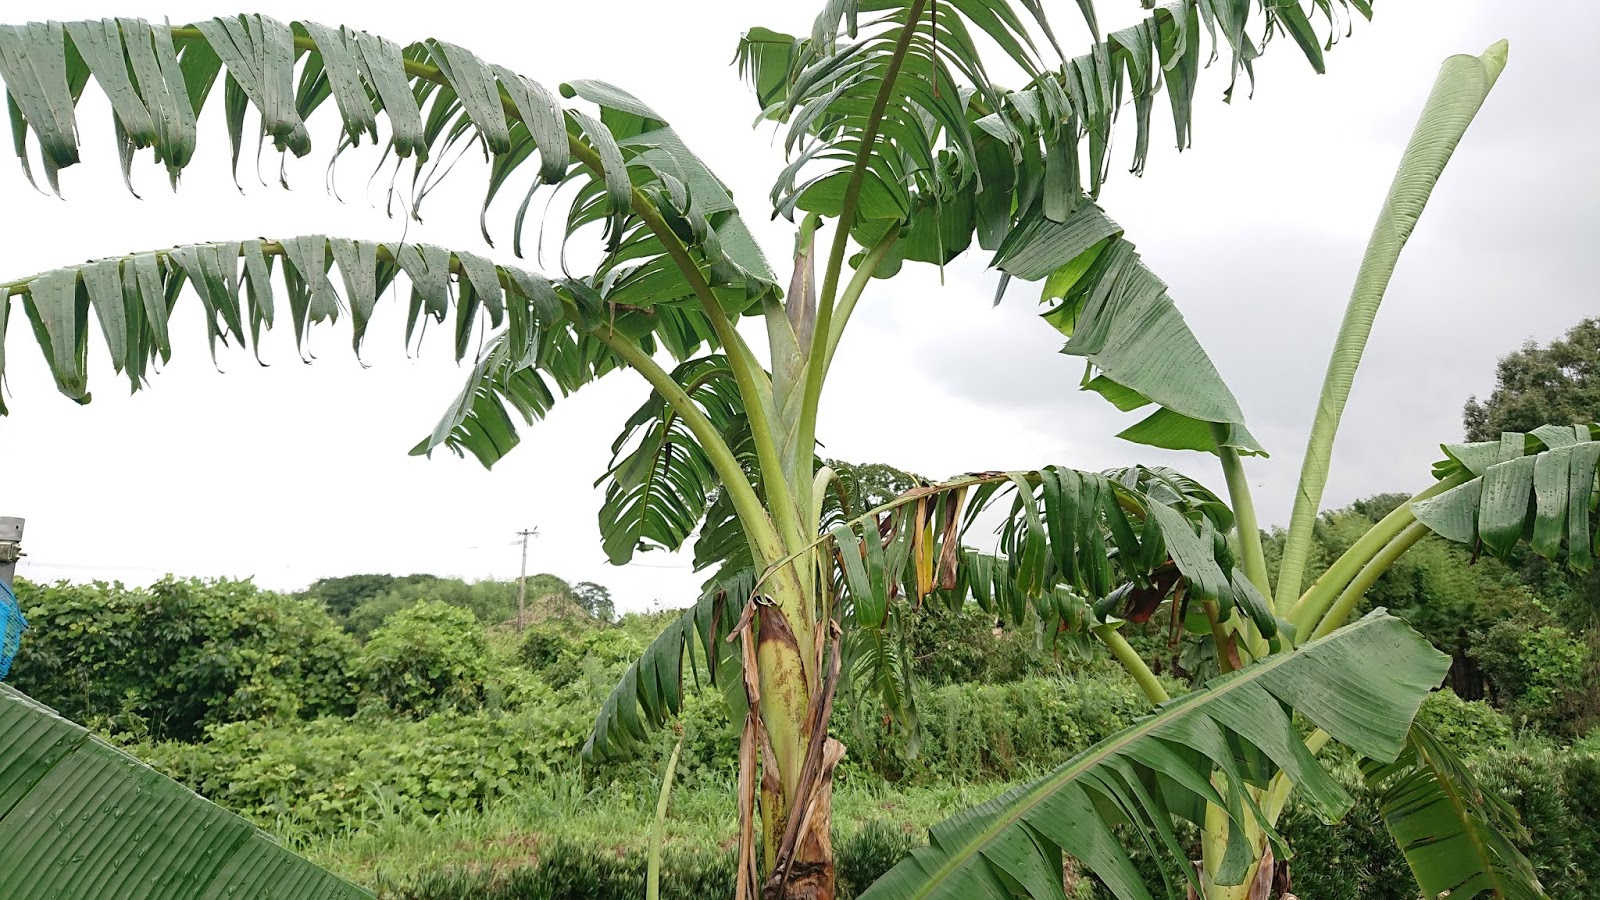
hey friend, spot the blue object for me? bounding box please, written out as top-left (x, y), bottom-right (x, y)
top-left (0, 580), bottom-right (25, 680)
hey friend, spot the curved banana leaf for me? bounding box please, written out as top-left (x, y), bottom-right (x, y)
top-left (744, 0), bottom-right (1365, 220)
top-left (583, 569), bottom-right (751, 762)
top-left (0, 236), bottom-right (699, 467)
top-left (1414, 425), bottom-right (1599, 571)
top-left (597, 355), bottom-right (752, 565)
top-left (1000, 201), bottom-right (1262, 455)
top-left (1362, 725), bottom-right (1545, 900)
top-left (859, 609), bottom-right (1448, 900)
top-left (1275, 39), bottom-right (1507, 606)
top-left (0, 684), bottom-right (370, 899)
top-left (0, 17), bottom-right (777, 416)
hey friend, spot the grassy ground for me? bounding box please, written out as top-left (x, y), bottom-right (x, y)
top-left (287, 770), bottom-right (1012, 888)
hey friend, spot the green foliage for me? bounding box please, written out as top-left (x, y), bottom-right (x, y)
top-left (11, 576), bottom-right (356, 741)
top-left (828, 459), bottom-right (926, 511)
top-left (835, 821), bottom-right (919, 899)
top-left (846, 673), bottom-right (1155, 783)
top-left (376, 824), bottom-right (923, 900)
top-left (347, 577), bottom-right (514, 637)
top-left (523, 627), bottom-right (646, 693)
top-left (329, 573), bottom-right (600, 637)
top-left (1445, 744), bottom-right (1600, 899)
top-left (381, 840), bottom-right (736, 900)
top-left (901, 603), bottom-right (1052, 687)
top-left (1477, 620), bottom-right (1590, 732)
top-left (138, 701), bottom-right (591, 835)
top-left (1412, 689), bottom-right (1512, 751)
top-left (0, 684), bottom-right (371, 900)
top-left (1269, 495), bottom-right (1595, 733)
top-left (1270, 742), bottom-right (1600, 900)
top-left (300, 574), bottom-right (414, 618)
top-left (520, 626), bottom-right (576, 672)
top-left (357, 601), bottom-right (491, 715)
top-left (572, 582), bottom-right (615, 623)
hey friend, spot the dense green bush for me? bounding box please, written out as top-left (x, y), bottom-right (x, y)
top-left (139, 698), bottom-right (592, 833)
top-left (338, 573), bottom-right (603, 637)
top-left (1476, 616), bottom-right (1590, 733)
top-left (902, 603), bottom-right (1060, 686)
top-left (523, 627), bottom-right (644, 692)
top-left (1410, 688), bottom-right (1513, 751)
top-left (1282, 745), bottom-right (1600, 900)
top-left (836, 820), bottom-right (919, 897)
top-left (845, 673), bottom-right (1157, 783)
top-left (519, 626), bottom-right (575, 671)
top-left (358, 601), bottom-right (491, 715)
top-left (11, 576), bottom-right (356, 741)
top-left (299, 574), bottom-right (429, 619)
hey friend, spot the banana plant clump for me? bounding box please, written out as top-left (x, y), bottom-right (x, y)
top-left (0, 4), bottom-right (1583, 900)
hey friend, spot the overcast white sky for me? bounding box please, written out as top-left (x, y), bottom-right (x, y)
top-left (1, 2), bottom-right (1593, 612)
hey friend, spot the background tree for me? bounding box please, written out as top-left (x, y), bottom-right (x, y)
top-left (1465, 317), bottom-right (1599, 441)
top-left (299, 574), bottom-right (404, 619)
top-left (573, 581), bottom-right (616, 623)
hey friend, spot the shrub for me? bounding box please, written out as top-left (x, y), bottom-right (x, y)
top-left (531, 628), bottom-right (644, 692)
top-left (519, 627), bottom-right (575, 672)
top-left (137, 699), bottom-right (591, 834)
top-left (903, 603), bottom-right (1058, 686)
top-left (1278, 744), bottom-right (1600, 900)
top-left (844, 674), bottom-right (1155, 783)
top-left (345, 576), bottom-right (536, 637)
top-left (1411, 688), bottom-right (1512, 752)
top-left (837, 820), bottom-right (918, 897)
top-left (10, 576), bottom-right (356, 741)
top-left (358, 600), bottom-right (490, 715)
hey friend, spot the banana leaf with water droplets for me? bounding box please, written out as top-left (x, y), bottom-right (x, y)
top-left (1413, 425), bottom-right (1599, 571)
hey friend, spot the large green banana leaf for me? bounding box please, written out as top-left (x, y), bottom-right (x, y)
top-left (858, 610), bottom-right (1447, 900)
top-left (1414, 425), bottom-right (1599, 569)
top-left (1364, 726), bottom-right (1545, 900)
top-left (0, 684), bottom-right (369, 899)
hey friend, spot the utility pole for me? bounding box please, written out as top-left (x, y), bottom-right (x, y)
top-left (515, 528), bottom-right (537, 632)
top-left (0, 518), bottom-right (22, 591)
top-left (0, 518), bottom-right (24, 678)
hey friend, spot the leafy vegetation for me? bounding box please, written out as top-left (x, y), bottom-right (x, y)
top-left (0, 3), bottom-right (1589, 899)
top-left (7, 535), bottom-right (1598, 896)
top-left (10, 576), bottom-right (357, 741)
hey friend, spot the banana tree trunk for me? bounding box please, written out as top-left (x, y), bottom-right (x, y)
top-left (745, 595), bottom-right (845, 900)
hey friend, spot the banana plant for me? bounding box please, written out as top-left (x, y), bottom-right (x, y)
top-left (0, 5), bottom-right (1576, 900)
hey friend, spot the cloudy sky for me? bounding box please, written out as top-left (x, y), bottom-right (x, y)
top-left (1, 1), bottom-right (1593, 612)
